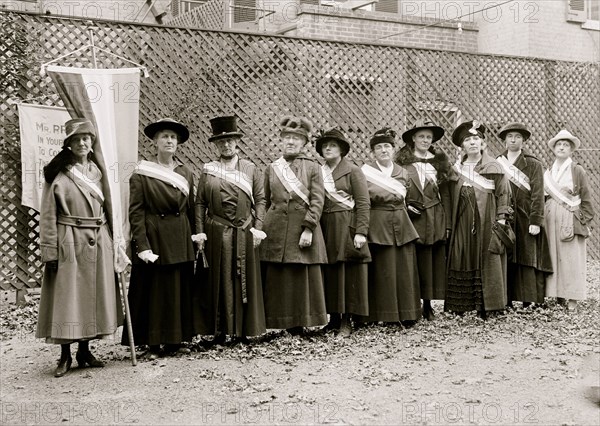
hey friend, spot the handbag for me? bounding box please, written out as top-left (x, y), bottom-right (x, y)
top-left (407, 200), bottom-right (425, 219)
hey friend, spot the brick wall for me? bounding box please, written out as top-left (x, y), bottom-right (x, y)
top-left (273, 3), bottom-right (477, 52)
top-left (474, 0), bottom-right (599, 62)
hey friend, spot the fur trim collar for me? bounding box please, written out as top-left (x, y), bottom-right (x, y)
top-left (395, 146), bottom-right (452, 183)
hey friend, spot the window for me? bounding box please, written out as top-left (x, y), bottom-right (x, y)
top-left (375, 0), bottom-right (399, 14)
top-left (567, 0), bottom-right (599, 23)
top-left (234, 0), bottom-right (257, 23)
top-left (590, 0), bottom-right (600, 20)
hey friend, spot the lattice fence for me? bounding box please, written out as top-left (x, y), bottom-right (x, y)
top-left (1, 11), bottom-right (599, 290)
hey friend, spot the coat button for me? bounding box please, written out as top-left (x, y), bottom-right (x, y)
top-left (89, 239), bottom-right (95, 246)
top-left (96, 219), bottom-right (102, 225)
top-left (160, 214), bottom-right (165, 218)
top-left (76, 219), bottom-right (82, 225)
top-left (175, 212), bottom-right (180, 217)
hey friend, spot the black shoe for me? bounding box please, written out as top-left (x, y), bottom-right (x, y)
top-left (400, 320), bottom-right (417, 328)
top-left (54, 355), bottom-right (72, 377)
top-left (76, 350), bottom-right (105, 368)
top-left (286, 326), bottom-right (304, 336)
top-left (212, 333), bottom-right (226, 345)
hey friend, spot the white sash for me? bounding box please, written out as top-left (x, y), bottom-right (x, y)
top-left (414, 161), bottom-right (437, 189)
top-left (203, 161), bottom-right (254, 204)
top-left (135, 160), bottom-right (190, 197)
top-left (497, 156), bottom-right (531, 192)
top-left (361, 164), bottom-right (407, 199)
top-left (321, 164), bottom-right (355, 210)
top-left (69, 166), bottom-right (105, 203)
top-left (454, 163), bottom-right (495, 193)
top-left (544, 170), bottom-right (581, 212)
top-left (272, 157), bottom-right (310, 206)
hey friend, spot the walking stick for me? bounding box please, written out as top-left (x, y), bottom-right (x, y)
top-left (119, 271), bottom-right (137, 366)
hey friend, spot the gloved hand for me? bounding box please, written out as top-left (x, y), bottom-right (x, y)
top-left (191, 233), bottom-right (208, 251)
top-left (137, 249), bottom-right (159, 263)
top-left (250, 228), bottom-right (267, 248)
top-left (529, 225), bottom-right (540, 236)
top-left (353, 233), bottom-right (367, 249)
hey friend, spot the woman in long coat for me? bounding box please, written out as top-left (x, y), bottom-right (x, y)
top-left (358, 128), bottom-right (421, 326)
top-left (496, 122), bottom-right (552, 308)
top-left (396, 120), bottom-right (452, 320)
top-left (445, 121), bottom-right (512, 318)
top-left (193, 116), bottom-right (266, 343)
top-left (122, 118), bottom-right (196, 358)
top-left (544, 130), bottom-right (595, 310)
top-left (316, 128), bottom-right (370, 337)
top-left (260, 116), bottom-right (328, 334)
top-left (37, 118), bottom-right (122, 377)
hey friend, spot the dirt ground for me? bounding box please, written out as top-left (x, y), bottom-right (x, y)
top-left (1, 262), bottom-right (599, 426)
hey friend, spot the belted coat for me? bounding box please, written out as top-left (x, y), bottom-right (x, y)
top-left (36, 164), bottom-right (121, 342)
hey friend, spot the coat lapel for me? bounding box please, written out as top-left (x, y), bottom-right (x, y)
top-left (332, 158), bottom-right (352, 182)
top-left (407, 164), bottom-right (424, 195)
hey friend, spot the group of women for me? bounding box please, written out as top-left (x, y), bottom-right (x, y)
top-left (36, 115), bottom-right (594, 377)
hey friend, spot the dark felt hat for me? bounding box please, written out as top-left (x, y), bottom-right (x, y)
top-left (370, 127), bottom-right (397, 148)
top-left (401, 119), bottom-right (445, 146)
top-left (452, 120), bottom-right (487, 147)
top-left (63, 118), bottom-right (96, 146)
top-left (208, 116), bottom-right (244, 142)
top-left (144, 118), bottom-right (190, 143)
top-left (314, 128), bottom-right (350, 157)
top-left (498, 122), bottom-right (531, 141)
top-left (280, 116), bottom-right (312, 140)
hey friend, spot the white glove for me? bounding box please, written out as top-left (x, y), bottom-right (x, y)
top-left (137, 249), bottom-right (159, 263)
top-left (250, 228), bottom-right (267, 248)
top-left (191, 233), bottom-right (208, 250)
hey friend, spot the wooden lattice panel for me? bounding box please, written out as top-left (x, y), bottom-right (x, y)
top-left (166, 0), bottom-right (225, 30)
top-left (0, 11), bottom-right (599, 290)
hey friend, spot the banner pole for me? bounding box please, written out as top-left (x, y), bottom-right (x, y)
top-left (87, 28), bottom-right (98, 68)
top-left (119, 271), bottom-right (137, 366)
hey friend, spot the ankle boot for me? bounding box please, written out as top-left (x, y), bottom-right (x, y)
top-left (338, 314), bottom-right (352, 338)
top-left (76, 341), bottom-right (104, 368)
top-left (55, 344), bottom-right (72, 378)
top-left (422, 300), bottom-right (435, 321)
top-left (322, 314), bottom-right (341, 332)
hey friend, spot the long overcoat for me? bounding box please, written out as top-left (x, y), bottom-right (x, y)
top-left (498, 149), bottom-right (552, 272)
top-left (260, 156), bottom-right (327, 264)
top-left (321, 157), bottom-right (371, 263)
top-left (36, 165), bottom-right (121, 341)
top-left (364, 161), bottom-right (419, 247)
top-left (447, 152), bottom-right (512, 311)
top-left (129, 163), bottom-right (195, 264)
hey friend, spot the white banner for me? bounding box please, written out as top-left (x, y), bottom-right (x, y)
top-left (18, 103), bottom-right (71, 211)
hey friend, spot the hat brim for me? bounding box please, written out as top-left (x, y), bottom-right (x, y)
top-left (548, 135), bottom-right (581, 151)
top-left (402, 126), bottom-right (445, 145)
top-left (499, 128), bottom-right (531, 141)
top-left (315, 136), bottom-right (350, 157)
top-left (208, 132), bottom-right (244, 142)
top-left (144, 121), bottom-right (190, 143)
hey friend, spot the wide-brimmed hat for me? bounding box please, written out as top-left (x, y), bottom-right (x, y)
top-left (401, 120), bottom-right (445, 146)
top-left (208, 116), bottom-right (244, 142)
top-left (314, 128), bottom-right (350, 157)
top-left (280, 116), bottom-right (312, 140)
top-left (452, 120), bottom-right (487, 147)
top-left (370, 128), bottom-right (397, 148)
top-left (547, 129), bottom-right (581, 150)
top-left (63, 118), bottom-right (96, 146)
top-left (144, 118), bottom-right (190, 143)
top-left (498, 122), bottom-right (531, 141)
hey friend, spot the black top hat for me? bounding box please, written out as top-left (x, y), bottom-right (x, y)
top-left (498, 122), bottom-right (531, 141)
top-left (452, 120), bottom-right (487, 147)
top-left (208, 116), bottom-right (244, 142)
top-left (144, 118), bottom-right (190, 143)
top-left (401, 120), bottom-right (445, 146)
top-left (370, 128), bottom-right (397, 148)
top-left (314, 128), bottom-right (350, 157)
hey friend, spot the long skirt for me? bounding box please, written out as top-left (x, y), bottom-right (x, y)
top-left (358, 243), bottom-right (421, 322)
top-left (446, 187), bottom-right (484, 313)
top-left (262, 263), bottom-right (327, 329)
top-left (416, 242), bottom-right (447, 300)
top-left (508, 263), bottom-right (545, 303)
top-left (323, 262), bottom-right (369, 316)
top-left (545, 199), bottom-right (587, 300)
top-left (122, 262), bottom-right (196, 346)
top-left (194, 227), bottom-right (266, 337)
